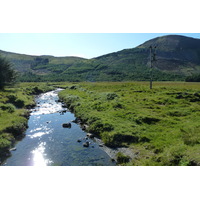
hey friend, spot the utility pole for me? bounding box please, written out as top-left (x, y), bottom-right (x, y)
top-left (149, 45), bottom-right (156, 89)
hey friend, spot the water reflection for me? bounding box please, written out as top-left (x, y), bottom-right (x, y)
top-left (30, 127), bottom-right (42, 133)
top-left (29, 126), bottom-right (52, 138)
top-left (3, 89), bottom-right (115, 166)
top-left (31, 90), bottom-right (64, 115)
top-left (31, 142), bottom-right (52, 166)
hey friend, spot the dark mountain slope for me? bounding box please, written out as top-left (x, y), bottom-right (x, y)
top-left (94, 35), bottom-right (200, 78)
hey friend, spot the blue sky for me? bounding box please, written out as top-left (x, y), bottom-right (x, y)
top-left (0, 33), bottom-right (200, 59)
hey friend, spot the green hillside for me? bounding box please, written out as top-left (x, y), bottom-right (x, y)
top-left (1, 35), bottom-right (200, 82)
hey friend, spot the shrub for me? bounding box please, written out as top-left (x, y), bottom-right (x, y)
top-left (7, 94), bottom-right (25, 108)
top-left (0, 133), bottom-right (14, 152)
top-left (69, 85), bottom-right (78, 90)
top-left (181, 127), bottom-right (200, 146)
top-left (0, 103), bottom-right (16, 113)
top-left (88, 120), bottom-right (114, 135)
top-left (7, 94), bottom-right (17, 102)
top-left (135, 116), bottom-right (160, 125)
top-left (0, 56), bottom-right (17, 90)
top-left (15, 98), bottom-right (25, 108)
top-left (64, 95), bottom-right (80, 105)
top-left (116, 152), bottom-right (130, 164)
top-left (160, 144), bottom-right (187, 166)
top-left (112, 101), bottom-right (124, 109)
top-left (6, 118), bottom-right (28, 136)
top-left (167, 110), bottom-right (189, 117)
top-left (105, 92), bottom-right (118, 100)
top-left (87, 116), bottom-right (101, 124)
top-left (32, 86), bottom-right (44, 94)
top-left (103, 132), bottom-right (139, 147)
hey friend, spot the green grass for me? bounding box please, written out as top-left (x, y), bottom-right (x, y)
top-left (58, 81), bottom-right (200, 166)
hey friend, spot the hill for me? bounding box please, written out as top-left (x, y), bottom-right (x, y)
top-left (94, 35), bottom-right (200, 81)
top-left (137, 35), bottom-right (200, 75)
top-left (1, 35), bottom-right (200, 82)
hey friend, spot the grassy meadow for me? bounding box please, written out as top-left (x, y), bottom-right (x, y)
top-left (1, 81), bottom-right (200, 166)
top-left (58, 81), bottom-right (200, 166)
top-left (0, 83), bottom-right (54, 162)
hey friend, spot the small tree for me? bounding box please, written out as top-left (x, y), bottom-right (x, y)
top-left (0, 56), bottom-right (17, 90)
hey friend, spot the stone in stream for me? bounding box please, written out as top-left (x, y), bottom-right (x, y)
top-left (83, 141), bottom-right (89, 147)
top-left (62, 123), bottom-right (72, 128)
top-left (59, 110), bottom-right (67, 115)
top-left (86, 133), bottom-right (94, 138)
top-left (77, 139), bottom-right (82, 143)
top-left (82, 125), bottom-right (89, 131)
top-left (10, 147), bottom-right (17, 151)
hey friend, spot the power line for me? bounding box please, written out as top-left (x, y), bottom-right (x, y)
top-left (149, 45), bottom-right (157, 89)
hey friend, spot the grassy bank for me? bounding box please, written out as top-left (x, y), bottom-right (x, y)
top-left (0, 82), bottom-right (55, 163)
top-left (58, 82), bottom-right (200, 166)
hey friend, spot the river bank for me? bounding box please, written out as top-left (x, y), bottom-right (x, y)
top-left (58, 86), bottom-right (136, 164)
top-left (3, 89), bottom-right (115, 166)
top-left (69, 116), bottom-right (135, 163)
top-left (58, 82), bottom-right (200, 166)
top-left (0, 83), bottom-right (55, 164)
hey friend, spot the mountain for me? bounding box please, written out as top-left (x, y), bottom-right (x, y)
top-left (137, 35), bottom-right (200, 74)
top-left (1, 35), bottom-right (200, 82)
top-left (94, 35), bottom-right (200, 81)
top-left (0, 50), bottom-right (86, 73)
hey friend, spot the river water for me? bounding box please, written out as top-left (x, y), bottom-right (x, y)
top-left (3, 89), bottom-right (115, 166)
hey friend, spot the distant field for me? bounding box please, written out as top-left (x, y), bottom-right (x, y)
top-left (58, 81), bottom-right (200, 165)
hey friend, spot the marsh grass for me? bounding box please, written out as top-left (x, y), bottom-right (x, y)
top-left (59, 81), bottom-right (200, 165)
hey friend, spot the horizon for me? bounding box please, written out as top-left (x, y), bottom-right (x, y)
top-left (1, 33), bottom-right (200, 59)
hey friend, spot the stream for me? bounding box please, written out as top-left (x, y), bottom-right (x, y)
top-left (3, 89), bottom-right (116, 166)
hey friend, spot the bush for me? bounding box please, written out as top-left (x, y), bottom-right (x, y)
top-left (135, 116), bottom-right (160, 125)
top-left (112, 100), bottom-right (124, 109)
top-left (88, 120), bottom-right (114, 135)
top-left (0, 133), bottom-right (14, 152)
top-left (15, 98), bottom-right (25, 108)
top-left (103, 132), bottom-right (139, 147)
top-left (7, 94), bottom-right (17, 102)
top-left (105, 92), bottom-right (118, 100)
top-left (6, 118), bottom-right (28, 136)
top-left (160, 144), bottom-right (187, 166)
top-left (0, 103), bottom-right (16, 113)
top-left (116, 152), bottom-right (130, 164)
top-left (181, 127), bottom-right (200, 146)
top-left (64, 95), bottom-right (79, 105)
top-left (0, 56), bottom-right (17, 90)
top-left (7, 94), bottom-right (25, 108)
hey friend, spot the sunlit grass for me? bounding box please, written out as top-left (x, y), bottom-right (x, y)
top-left (59, 81), bottom-right (200, 165)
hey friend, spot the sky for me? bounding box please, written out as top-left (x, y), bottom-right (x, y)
top-left (0, 33), bottom-right (200, 59)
